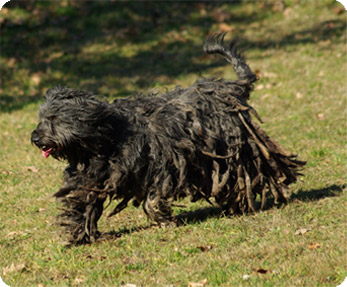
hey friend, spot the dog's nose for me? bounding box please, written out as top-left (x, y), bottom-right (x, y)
top-left (31, 130), bottom-right (40, 145)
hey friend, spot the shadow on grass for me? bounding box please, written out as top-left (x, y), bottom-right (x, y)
top-left (291, 184), bottom-right (345, 202)
top-left (2, 1), bottom-right (345, 112)
top-left (174, 183), bottom-right (346, 224)
top-left (100, 184), bottom-right (345, 241)
top-left (0, 95), bottom-right (42, 113)
top-left (101, 224), bottom-right (155, 242)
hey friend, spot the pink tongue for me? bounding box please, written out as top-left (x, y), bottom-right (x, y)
top-left (42, 148), bottom-right (53, 158)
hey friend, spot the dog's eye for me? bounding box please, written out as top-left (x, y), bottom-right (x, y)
top-left (48, 116), bottom-right (57, 121)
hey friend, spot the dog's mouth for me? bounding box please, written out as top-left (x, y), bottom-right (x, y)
top-left (41, 145), bottom-right (60, 158)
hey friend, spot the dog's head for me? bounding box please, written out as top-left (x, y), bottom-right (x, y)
top-left (31, 86), bottom-right (114, 160)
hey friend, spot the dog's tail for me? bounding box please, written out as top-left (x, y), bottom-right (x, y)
top-left (203, 33), bottom-right (257, 86)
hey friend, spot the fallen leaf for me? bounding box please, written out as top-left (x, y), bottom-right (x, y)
top-left (121, 284), bottom-right (136, 287)
top-left (188, 279), bottom-right (208, 287)
top-left (256, 268), bottom-right (268, 274)
top-left (7, 58), bottom-right (16, 68)
top-left (2, 263), bottom-right (26, 275)
top-left (196, 245), bottom-right (213, 252)
top-left (308, 243), bottom-right (321, 250)
top-left (317, 113), bottom-right (325, 120)
top-left (255, 84), bottom-right (264, 90)
top-left (5, 231), bottom-right (26, 238)
top-left (31, 73), bottom-right (42, 86)
top-left (25, 166), bottom-right (40, 173)
top-left (295, 228), bottom-right (309, 235)
top-left (218, 23), bottom-right (234, 32)
top-left (242, 274), bottom-right (250, 280)
top-left (296, 92), bottom-right (303, 99)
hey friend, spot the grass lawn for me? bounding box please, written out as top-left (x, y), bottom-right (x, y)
top-left (1, 1), bottom-right (346, 286)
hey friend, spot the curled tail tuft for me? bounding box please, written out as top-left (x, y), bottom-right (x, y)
top-left (203, 33), bottom-right (257, 86)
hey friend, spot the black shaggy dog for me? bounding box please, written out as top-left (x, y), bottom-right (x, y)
top-left (31, 33), bottom-right (305, 244)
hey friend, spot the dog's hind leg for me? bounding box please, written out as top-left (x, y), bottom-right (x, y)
top-left (142, 190), bottom-right (175, 226)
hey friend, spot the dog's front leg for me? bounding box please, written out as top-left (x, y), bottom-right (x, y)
top-left (55, 184), bottom-right (107, 244)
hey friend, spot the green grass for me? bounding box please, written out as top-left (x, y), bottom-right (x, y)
top-left (1, 1), bottom-right (346, 286)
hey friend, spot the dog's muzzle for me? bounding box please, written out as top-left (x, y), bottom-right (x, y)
top-left (31, 129), bottom-right (60, 158)
top-left (31, 130), bottom-right (41, 146)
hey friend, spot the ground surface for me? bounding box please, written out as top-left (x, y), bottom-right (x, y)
top-left (0, 1), bottom-right (346, 286)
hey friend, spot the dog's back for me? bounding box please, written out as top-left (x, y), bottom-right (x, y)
top-left (107, 34), bottom-right (304, 223)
